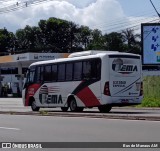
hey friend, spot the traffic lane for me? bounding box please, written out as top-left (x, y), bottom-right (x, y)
top-left (0, 115), bottom-right (160, 142)
top-left (38, 108), bottom-right (160, 121)
top-left (1, 108), bottom-right (160, 121)
top-left (1, 107), bottom-right (160, 116)
top-left (1, 115), bottom-right (160, 151)
top-left (1, 98), bottom-right (160, 119)
top-left (41, 107), bottom-right (160, 116)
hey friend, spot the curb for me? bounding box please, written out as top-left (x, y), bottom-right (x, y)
top-left (0, 111), bottom-right (160, 121)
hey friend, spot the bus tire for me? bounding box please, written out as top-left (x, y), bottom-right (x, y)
top-left (98, 105), bottom-right (112, 113)
top-left (69, 98), bottom-right (78, 112)
top-left (31, 100), bottom-right (40, 111)
top-left (61, 107), bottom-right (69, 112)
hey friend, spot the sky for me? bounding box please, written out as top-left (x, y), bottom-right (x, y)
top-left (0, 0), bottom-right (160, 34)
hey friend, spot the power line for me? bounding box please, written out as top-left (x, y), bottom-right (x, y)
top-left (85, 7), bottom-right (159, 34)
top-left (0, 0), bottom-right (159, 34)
top-left (96, 17), bottom-right (159, 34)
top-left (149, 0), bottom-right (160, 18)
top-left (100, 17), bottom-right (159, 33)
top-left (89, 4), bottom-right (160, 30)
top-left (0, 0), bottom-right (55, 12)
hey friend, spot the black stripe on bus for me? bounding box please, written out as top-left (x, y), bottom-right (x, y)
top-left (72, 79), bottom-right (99, 95)
top-left (109, 55), bottom-right (140, 59)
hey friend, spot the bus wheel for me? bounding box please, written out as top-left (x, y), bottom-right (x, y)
top-left (69, 98), bottom-right (78, 112)
top-left (98, 105), bottom-right (112, 113)
top-left (31, 100), bottom-right (40, 111)
top-left (61, 107), bottom-right (69, 112)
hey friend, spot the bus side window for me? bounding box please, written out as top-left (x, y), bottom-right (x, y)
top-left (92, 59), bottom-right (101, 80)
top-left (28, 66), bottom-right (36, 83)
top-left (83, 61), bottom-right (91, 80)
top-left (29, 71), bottom-right (35, 82)
top-left (73, 62), bottom-right (82, 81)
top-left (66, 63), bottom-right (73, 81)
top-left (52, 64), bottom-right (57, 81)
top-left (57, 64), bottom-right (65, 82)
top-left (36, 66), bottom-right (44, 83)
top-left (44, 65), bottom-right (52, 82)
top-left (82, 59), bottom-right (101, 80)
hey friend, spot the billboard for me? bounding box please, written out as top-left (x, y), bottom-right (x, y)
top-left (0, 53), bottom-right (69, 64)
top-left (141, 23), bottom-right (160, 65)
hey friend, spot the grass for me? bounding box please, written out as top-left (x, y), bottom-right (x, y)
top-left (139, 76), bottom-right (160, 107)
top-left (39, 110), bottom-right (48, 115)
top-left (140, 98), bottom-right (160, 107)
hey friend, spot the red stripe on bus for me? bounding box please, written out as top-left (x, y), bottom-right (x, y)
top-left (77, 87), bottom-right (100, 107)
top-left (25, 84), bottom-right (41, 106)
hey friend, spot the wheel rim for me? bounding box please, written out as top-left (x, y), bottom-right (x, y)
top-left (70, 100), bottom-right (77, 111)
top-left (32, 101), bottom-right (37, 110)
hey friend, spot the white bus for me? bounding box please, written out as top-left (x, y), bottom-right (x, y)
top-left (22, 51), bottom-right (143, 112)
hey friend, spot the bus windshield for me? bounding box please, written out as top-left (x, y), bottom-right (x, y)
top-left (23, 67), bottom-right (36, 88)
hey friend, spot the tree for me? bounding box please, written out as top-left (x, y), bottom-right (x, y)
top-left (104, 32), bottom-right (124, 51)
top-left (15, 25), bottom-right (42, 53)
top-left (87, 29), bottom-right (105, 50)
top-left (121, 28), bottom-right (141, 54)
top-left (0, 17), bottom-right (141, 55)
top-left (77, 25), bottom-right (92, 50)
top-left (15, 28), bottom-right (27, 52)
top-left (38, 18), bottom-right (78, 52)
top-left (68, 21), bottom-right (81, 52)
top-left (0, 28), bottom-right (15, 55)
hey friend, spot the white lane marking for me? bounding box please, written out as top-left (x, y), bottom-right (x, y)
top-left (0, 127), bottom-right (20, 131)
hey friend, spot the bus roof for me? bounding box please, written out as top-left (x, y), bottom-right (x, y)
top-left (68, 50), bottom-right (118, 58)
top-left (29, 51), bottom-right (140, 67)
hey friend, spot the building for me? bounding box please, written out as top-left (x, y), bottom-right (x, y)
top-left (0, 53), bottom-right (69, 97)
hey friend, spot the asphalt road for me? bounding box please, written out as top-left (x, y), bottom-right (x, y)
top-left (1, 114), bottom-right (160, 142)
top-left (0, 114), bottom-right (160, 151)
top-left (0, 98), bottom-right (160, 121)
top-left (0, 98), bottom-right (160, 151)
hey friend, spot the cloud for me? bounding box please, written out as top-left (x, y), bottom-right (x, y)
top-left (0, 0), bottom-right (130, 34)
top-left (77, 0), bottom-right (128, 32)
